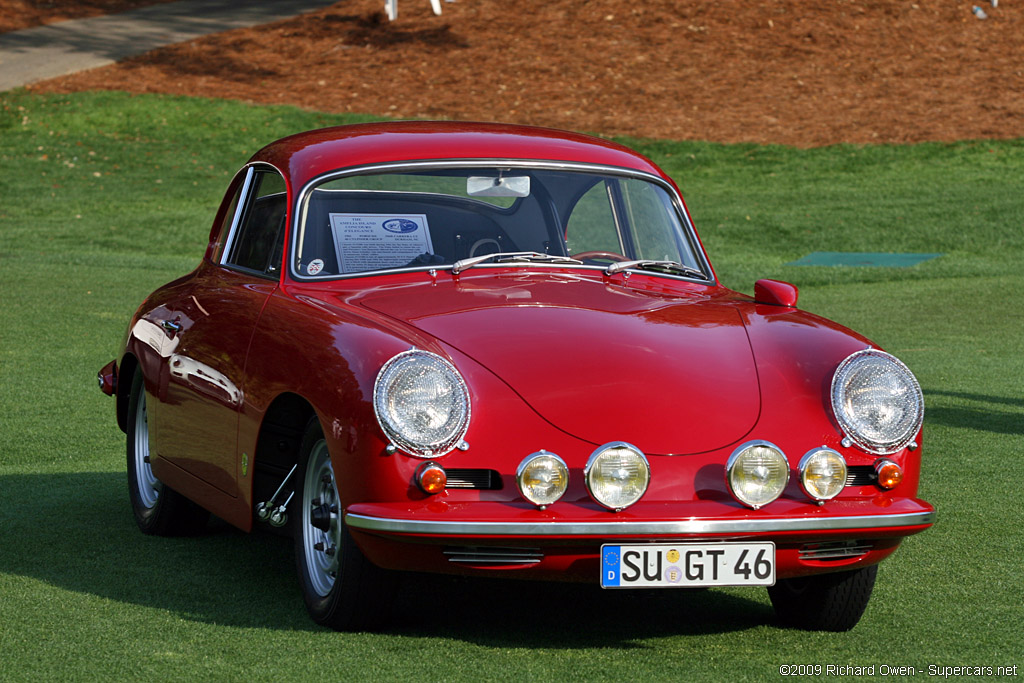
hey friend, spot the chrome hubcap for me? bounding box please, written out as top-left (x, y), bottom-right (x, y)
top-left (302, 440), bottom-right (341, 597)
top-left (133, 389), bottom-right (160, 509)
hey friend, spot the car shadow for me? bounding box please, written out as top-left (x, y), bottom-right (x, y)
top-left (387, 574), bottom-right (772, 646)
top-left (925, 390), bottom-right (1023, 436)
top-left (0, 471), bottom-right (314, 630)
top-left (0, 471), bottom-right (774, 644)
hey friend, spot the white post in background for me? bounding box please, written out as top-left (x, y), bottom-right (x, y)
top-left (385, 0), bottom-right (448, 21)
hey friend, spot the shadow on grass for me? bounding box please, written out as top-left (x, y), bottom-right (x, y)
top-left (926, 390), bottom-right (1023, 436)
top-left (0, 472), bottom-right (311, 630)
top-left (0, 472), bottom-right (772, 645)
top-left (387, 574), bottom-right (771, 646)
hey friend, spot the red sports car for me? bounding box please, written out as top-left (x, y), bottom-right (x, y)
top-left (98, 122), bottom-right (934, 632)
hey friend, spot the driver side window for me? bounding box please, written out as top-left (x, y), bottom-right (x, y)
top-left (223, 169), bottom-right (287, 277)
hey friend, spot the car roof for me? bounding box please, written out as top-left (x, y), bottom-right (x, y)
top-left (249, 121), bottom-right (670, 190)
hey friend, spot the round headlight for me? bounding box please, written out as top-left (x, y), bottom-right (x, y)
top-left (373, 350), bottom-right (470, 457)
top-left (726, 441), bottom-right (789, 509)
top-left (584, 442), bottom-right (650, 511)
top-left (799, 447), bottom-right (847, 502)
top-left (516, 451), bottom-right (569, 508)
top-left (831, 349), bottom-right (923, 455)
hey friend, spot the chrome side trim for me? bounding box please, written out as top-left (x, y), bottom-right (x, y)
top-left (219, 166), bottom-right (254, 266)
top-left (345, 510), bottom-right (936, 537)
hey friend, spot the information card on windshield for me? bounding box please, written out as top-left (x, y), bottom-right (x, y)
top-left (329, 213), bottom-right (434, 273)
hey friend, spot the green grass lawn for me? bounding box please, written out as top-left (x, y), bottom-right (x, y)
top-left (1, 91), bottom-right (1022, 681)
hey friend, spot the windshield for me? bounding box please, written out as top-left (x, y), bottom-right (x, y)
top-left (291, 165), bottom-right (707, 280)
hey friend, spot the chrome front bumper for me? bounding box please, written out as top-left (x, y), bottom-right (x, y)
top-left (345, 509), bottom-right (936, 537)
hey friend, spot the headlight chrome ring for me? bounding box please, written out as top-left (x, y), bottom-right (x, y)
top-left (516, 451), bottom-right (569, 508)
top-left (726, 441), bottom-right (790, 509)
top-left (831, 349), bottom-right (924, 455)
top-left (798, 447), bottom-right (847, 503)
top-left (584, 442), bottom-right (650, 511)
top-left (373, 349), bottom-right (470, 458)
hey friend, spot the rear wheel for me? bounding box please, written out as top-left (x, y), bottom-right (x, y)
top-left (126, 366), bottom-right (209, 535)
top-left (293, 418), bottom-right (395, 631)
top-left (767, 564), bottom-right (877, 631)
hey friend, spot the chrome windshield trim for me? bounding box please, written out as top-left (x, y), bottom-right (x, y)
top-left (345, 510), bottom-right (935, 537)
top-left (303, 158), bottom-right (668, 186)
top-left (289, 158), bottom-right (714, 283)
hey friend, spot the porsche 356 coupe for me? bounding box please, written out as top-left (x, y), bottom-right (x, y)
top-left (98, 122), bottom-right (934, 631)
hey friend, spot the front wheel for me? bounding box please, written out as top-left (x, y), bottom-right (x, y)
top-left (767, 564), bottom-right (877, 631)
top-left (293, 418), bottom-right (395, 631)
top-left (126, 366), bottom-right (209, 535)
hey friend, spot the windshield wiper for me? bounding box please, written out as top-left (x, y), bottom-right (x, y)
top-left (451, 251), bottom-right (582, 274)
top-left (604, 259), bottom-right (707, 280)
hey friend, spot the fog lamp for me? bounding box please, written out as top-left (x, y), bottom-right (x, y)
top-left (584, 442), bottom-right (650, 511)
top-left (874, 459), bottom-right (903, 490)
top-left (516, 451), bottom-right (569, 508)
top-left (726, 441), bottom-right (789, 509)
top-left (415, 461), bottom-right (447, 494)
top-left (799, 447), bottom-right (847, 503)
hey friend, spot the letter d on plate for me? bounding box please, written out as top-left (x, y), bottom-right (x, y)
top-left (601, 546), bottom-right (621, 587)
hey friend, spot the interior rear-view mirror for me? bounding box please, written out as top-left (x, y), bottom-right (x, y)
top-left (467, 176), bottom-right (530, 198)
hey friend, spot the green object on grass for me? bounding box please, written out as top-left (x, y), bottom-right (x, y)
top-left (789, 252), bottom-right (943, 267)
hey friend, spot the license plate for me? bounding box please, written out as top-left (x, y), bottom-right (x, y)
top-left (601, 542), bottom-right (775, 588)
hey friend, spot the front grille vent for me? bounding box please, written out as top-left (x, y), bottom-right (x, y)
top-left (445, 468), bottom-right (502, 490)
top-left (443, 546), bottom-right (543, 565)
top-left (799, 540), bottom-right (873, 561)
top-left (845, 466), bottom-right (877, 487)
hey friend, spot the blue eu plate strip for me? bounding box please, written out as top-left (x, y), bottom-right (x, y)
top-left (602, 545), bottom-right (621, 587)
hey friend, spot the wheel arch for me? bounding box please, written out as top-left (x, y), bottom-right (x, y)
top-left (116, 352), bottom-right (140, 434)
top-left (251, 392), bottom-right (318, 524)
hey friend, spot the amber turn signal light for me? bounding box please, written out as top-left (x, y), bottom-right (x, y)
top-left (415, 461), bottom-right (447, 494)
top-left (874, 459), bottom-right (903, 490)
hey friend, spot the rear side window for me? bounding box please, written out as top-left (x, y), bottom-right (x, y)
top-left (223, 170), bottom-right (287, 276)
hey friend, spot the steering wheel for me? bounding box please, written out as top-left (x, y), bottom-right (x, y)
top-left (469, 238), bottom-right (501, 258)
top-left (571, 251), bottom-right (629, 263)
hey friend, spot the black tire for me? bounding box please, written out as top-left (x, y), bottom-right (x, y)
top-left (126, 366), bottom-right (210, 535)
top-left (292, 418), bottom-right (395, 631)
top-left (767, 564), bottom-right (878, 631)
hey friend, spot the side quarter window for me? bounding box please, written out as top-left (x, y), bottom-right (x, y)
top-left (565, 180), bottom-right (623, 256)
top-left (223, 169), bottom-right (287, 276)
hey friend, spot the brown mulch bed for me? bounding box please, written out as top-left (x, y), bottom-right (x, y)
top-left (0, 0), bottom-right (174, 33)
top-left (21, 0), bottom-right (1024, 146)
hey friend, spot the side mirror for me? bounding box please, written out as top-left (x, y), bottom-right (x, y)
top-left (754, 279), bottom-right (799, 307)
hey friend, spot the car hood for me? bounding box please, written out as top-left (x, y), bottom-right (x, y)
top-left (356, 272), bottom-right (760, 455)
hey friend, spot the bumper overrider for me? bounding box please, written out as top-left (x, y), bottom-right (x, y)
top-left (345, 498), bottom-right (935, 581)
